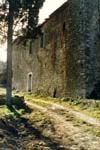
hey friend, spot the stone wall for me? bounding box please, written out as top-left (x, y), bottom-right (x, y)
top-left (0, 61), bottom-right (6, 86)
top-left (12, 0), bottom-right (100, 99)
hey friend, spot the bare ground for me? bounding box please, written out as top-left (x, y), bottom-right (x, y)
top-left (25, 100), bottom-right (100, 150)
top-left (0, 94), bottom-right (100, 150)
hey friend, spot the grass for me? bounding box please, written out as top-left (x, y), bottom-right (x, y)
top-left (64, 100), bottom-right (100, 120)
top-left (13, 91), bottom-right (100, 121)
top-left (0, 103), bottom-right (27, 120)
top-left (0, 105), bottom-right (13, 117)
top-left (85, 126), bottom-right (100, 137)
top-left (0, 93), bottom-right (32, 119)
top-left (1, 88), bottom-right (100, 122)
top-left (1, 89), bottom-right (100, 139)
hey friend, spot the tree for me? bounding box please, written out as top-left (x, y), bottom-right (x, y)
top-left (0, 0), bottom-right (45, 106)
top-left (6, 0), bottom-right (14, 105)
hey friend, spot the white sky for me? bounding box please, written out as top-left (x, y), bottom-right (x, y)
top-left (0, 43), bottom-right (7, 62)
top-left (0, 0), bottom-right (67, 62)
top-left (39, 0), bottom-right (67, 24)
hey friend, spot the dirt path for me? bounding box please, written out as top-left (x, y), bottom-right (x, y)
top-left (26, 99), bottom-right (100, 127)
top-left (25, 100), bottom-right (100, 150)
top-left (0, 88), bottom-right (100, 150)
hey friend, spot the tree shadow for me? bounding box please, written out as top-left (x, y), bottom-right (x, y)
top-left (0, 95), bottom-right (65, 149)
top-left (20, 117), bottom-right (64, 150)
top-left (0, 94), bottom-right (6, 105)
top-left (0, 95), bottom-right (32, 113)
top-left (7, 105), bottom-right (65, 150)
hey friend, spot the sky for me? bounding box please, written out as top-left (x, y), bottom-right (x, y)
top-left (39, 0), bottom-right (67, 24)
top-left (0, 0), bottom-right (67, 62)
top-left (0, 44), bottom-right (7, 62)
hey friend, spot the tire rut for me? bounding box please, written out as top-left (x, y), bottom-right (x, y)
top-left (26, 101), bottom-right (100, 150)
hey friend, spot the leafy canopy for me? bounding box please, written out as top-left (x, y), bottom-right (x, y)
top-left (0, 0), bottom-right (45, 41)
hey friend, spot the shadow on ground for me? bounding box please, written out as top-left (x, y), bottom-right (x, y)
top-left (0, 95), bottom-right (65, 150)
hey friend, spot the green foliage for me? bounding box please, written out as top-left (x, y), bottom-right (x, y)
top-left (0, 0), bottom-right (45, 39)
top-left (0, 94), bottom-right (32, 114)
top-left (16, 91), bottom-right (100, 121)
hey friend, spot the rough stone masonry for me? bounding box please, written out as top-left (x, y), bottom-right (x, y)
top-left (12, 0), bottom-right (100, 99)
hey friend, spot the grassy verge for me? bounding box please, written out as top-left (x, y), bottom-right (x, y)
top-left (13, 91), bottom-right (100, 121)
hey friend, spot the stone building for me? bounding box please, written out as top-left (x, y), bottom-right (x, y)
top-left (12, 0), bottom-right (100, 99)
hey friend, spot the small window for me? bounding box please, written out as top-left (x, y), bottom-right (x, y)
top-left (62, 22), bottom-right (66, 35)
top-left (27, 73), bottom-right (32, 92)
top-left (40, 32), bottom-right (45, 48)
top-left (61, 22), bottom-right (66, 48)
top-left (29, 40), bottom-right (32, 54)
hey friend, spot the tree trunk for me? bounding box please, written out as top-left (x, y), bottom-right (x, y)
top-left (6, 0), bottom-right (14, 106)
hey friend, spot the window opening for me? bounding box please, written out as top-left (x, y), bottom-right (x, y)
top-left (40, 32), bottom-right (45, 48)
top-left (29, 40), bottom-right (32, 54)
top-left (27, 73), bottom-right (32, 92)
